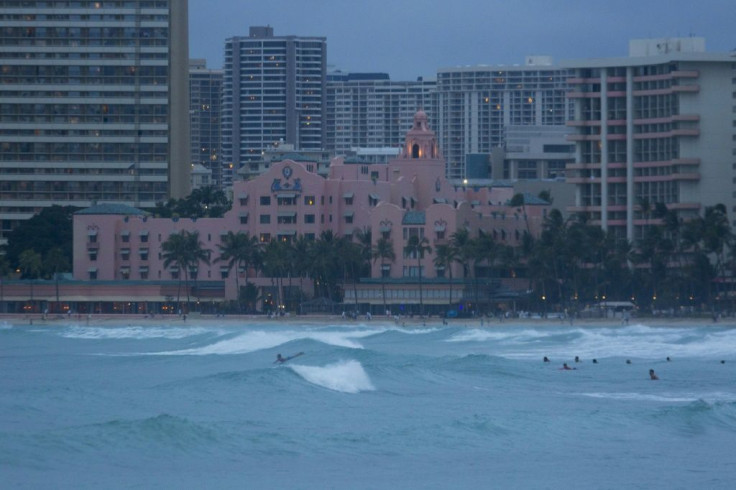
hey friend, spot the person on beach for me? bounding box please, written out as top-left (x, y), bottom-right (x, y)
top-left (649, 369), bottom-right (659, 380)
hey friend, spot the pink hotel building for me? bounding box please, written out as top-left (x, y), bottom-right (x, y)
top-left (71, 111), bottom-right (549, 314)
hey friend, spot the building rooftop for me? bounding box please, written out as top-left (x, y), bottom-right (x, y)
top-left (75, 203), bottom-right (149, 216)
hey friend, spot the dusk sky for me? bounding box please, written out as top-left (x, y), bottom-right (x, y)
top-left (189, 0), bottom-right (735, 80)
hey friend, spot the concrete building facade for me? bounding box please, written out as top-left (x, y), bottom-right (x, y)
top-left (189, 59), bottom-right (223, 188)
top-left (563, 38), bottom-right (736, 241)
top-left (436, 57), bottom-right (573, 181)
top-left (221, 26), bottom-right (326, 174)
top-left (325, 71), bottom-right (437, 155)
top-left (0, 0), bottom-right (190, 242)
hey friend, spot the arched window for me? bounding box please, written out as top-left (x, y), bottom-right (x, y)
top-left (412, 143), bottom-right (419, 158)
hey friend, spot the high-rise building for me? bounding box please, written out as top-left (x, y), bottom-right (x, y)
top-left (325, 71), bottom-right (437, 154)
top-left (189, 59), bottom-right (223, 188)
top-left (0, 0), bottom-right (189, 242)
top-left (222, 26), bottom-right (326, 177)
top-left (563, 38), bottom-right (736, 241)
top-left (435, 57), bottom-right (573, 180)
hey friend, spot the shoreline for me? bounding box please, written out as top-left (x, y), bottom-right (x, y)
top-left (2, 312), bottom-right (735, 328)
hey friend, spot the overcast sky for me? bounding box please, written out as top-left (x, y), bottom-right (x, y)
top-left (189, 0), bottom-right (735, 80)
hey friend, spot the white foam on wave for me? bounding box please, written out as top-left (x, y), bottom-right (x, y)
top-left (580, 392), bottom-right (699, 403)
top-left (579, 391), bottom-right (736, 404)
top-left (290, 360), bottom-right (375, 393)
top-left (451, 324), bottom-right (736, 361)
top-left (157, 328), bottom-right (378, 356)
top-left (60, 325), bottom-right (215, 340)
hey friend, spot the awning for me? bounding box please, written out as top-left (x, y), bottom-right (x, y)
top-left (433, 198), bottom-right (447, 204)
top-left (277, 193), bottom-right (296, 199)
top-left (87, 229), bottom-right (98, 236)
top-left (238, 192), bottom-right (249, 199)
top-left (379, 225), bottom-right (391, 232)
top-left (239, 212), bottom-right (249, 218)
top-left (87, 267), bottom-right (97, 273)
top-left (120, 230), bottom-right (130, 237)
top-left (277, 211), bottom-right (297, 218)
top-left (138, 266), bottom-right (149, 272)
top-left (343, 211), bottom-right (354, 217)
top-left (120, 266), bottom-right (131, 272)
top-left (434, 224), bottom-right (446, 232)
top-left (277, 230), bottom-right (296, 236)
top-left (120, 248), bottom-right (130, 254)
top-left (219, 265), bottom-right (230, 272)
top-left (139, 230), bottom-right (149, 236)
top-left (138, 248), bottom-right (148, 255)
top-left (369, 193), bottom-right (380, 200)
top-left (471, 200), bottom-right (480, 206)
top-left (343, 192), bottom-right (354, 199)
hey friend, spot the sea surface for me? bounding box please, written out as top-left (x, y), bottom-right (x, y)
top-left (1, 319), bottom-right (735, 489)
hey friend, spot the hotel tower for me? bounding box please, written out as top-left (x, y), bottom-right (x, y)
top-left (0, 0), bottom-right (189, 242)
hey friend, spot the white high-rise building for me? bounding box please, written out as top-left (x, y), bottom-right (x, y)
top-left (325, 72), bottom-right (437, 155)
top-left (222, 26), bottom-right (326, 178)
top-left (436, 58), bottom-right (573, 180)
top-left (563, 38), bottom-right (736, 241)
top-left (0, 0), bottom-right (189, 241)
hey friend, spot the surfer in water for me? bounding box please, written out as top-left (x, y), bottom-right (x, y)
top-left (561, 363), bottom-right (575, 370)
top-left (649, 369), bottom-right (659, 380)
top-left (274, 352), bottom-right (304, 364)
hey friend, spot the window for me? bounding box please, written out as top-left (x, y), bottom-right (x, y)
top-left (88, 269), bottom-right (97, 280)
top-left (121, 232), bottom-right (130, 243)
top-left (260, 196), bottom-right (271, 205)
top-left (240, 214), bottom-right (249, 224)
top-left (260, 214), bottom-right (271, 224)
top-left (304, 195), bottom-right (315, 206)
top-left (260, 233), bottom-right (271, 243)
top-left (139, 248), bottom-right (149, 261)
top-left (304, 214), bottom-right (315, 224)
top-left (139, 231), bottom-right (149, 243)
top-left (88, 249), bottom-right (97, 261)
top-left (121, 248), bottom-right (130, 261)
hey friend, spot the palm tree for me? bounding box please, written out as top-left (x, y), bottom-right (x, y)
top-left (162, 231), bottom-right (210, 312)
top-left (44, 247), bottom-right (70, 313)
top-left (372, 236), bottom-right (395, 314)
top-left (262, 239), bottom-right (289, 312)
top-left (18, 249), bottom-right (42, 311)
top-left (217, 231), bottom-right (259, 311)
top-left (434, 243), bottom-right (459, 313)
top-left (404, 235), bottom-right (432, 316)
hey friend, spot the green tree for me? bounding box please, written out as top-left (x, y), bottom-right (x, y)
top-left (162, 231), bottom-right (210, 311)
top-left (434, 243), bottom-right (459, 312)
top-left (404, 235), bottom-right (432, 316)
top-left (18, 249), bottom-right (42, 308)
top-left (372, 237), bottom-right (396, 315)
top-left (217, 231), bottom-right (260, 311)
top-left (45, 247), bottom-right (70, 312)
top-left (5, 205), bottom-right (76, 271)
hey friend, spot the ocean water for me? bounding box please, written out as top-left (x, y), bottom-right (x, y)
top-left (1, 319), bottom-right (735, 489)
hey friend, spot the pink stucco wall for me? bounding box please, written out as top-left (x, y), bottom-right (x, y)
top-left (73, 111), bottom-right (549, 301)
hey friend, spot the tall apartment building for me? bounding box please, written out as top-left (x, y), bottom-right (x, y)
top-left (563, 38), bottom-right (736, 241)
top-left (0, 0), bottom-right (189, 241)
top-left (222, 26), bottom-right (326, 177)
top-left (325, 71), bottom-right (437, 154)
top-left (435, 57), bottom-right (573, 180)
top-left (189, 59), bottom-right (223, 188)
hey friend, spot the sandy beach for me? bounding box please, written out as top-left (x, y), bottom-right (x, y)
top-left (3, 312), bottom-right (734, 328)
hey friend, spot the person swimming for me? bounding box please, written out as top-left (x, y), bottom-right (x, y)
top-left (574, 356), bottom-right (580, 363)
top-left (543, 356), bottom-right (550, 363)
top-left (275, 353), bottom-right (285, 364)
top-left (649, 369), bottom-right (659, 380)
top-left (561, 363), bottom-right (575, 370)
top-left (626, 359), bottom-right (632, 364)
top-left (592, 359), bottom-right (598, 364)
